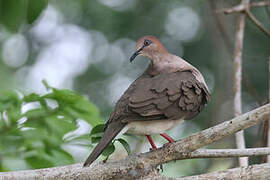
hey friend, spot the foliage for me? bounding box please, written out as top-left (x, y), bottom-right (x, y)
top-left (89, 124), bottom-right (131, 159)
top-left (0, 83), bottom-right (103, 171)
top-left (0, 0), bottom-right (48, 32)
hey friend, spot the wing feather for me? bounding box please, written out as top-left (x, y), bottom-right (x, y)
top-left (106, 70), bottom-right (210, 127)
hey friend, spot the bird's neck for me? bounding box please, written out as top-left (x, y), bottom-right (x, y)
top-left (145, 54), bottom-right (209, 92)
top-left (146, 53), bottom-right (194, 76)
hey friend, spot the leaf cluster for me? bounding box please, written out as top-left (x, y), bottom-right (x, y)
top-left (0, 83), bottom-right (103, 171)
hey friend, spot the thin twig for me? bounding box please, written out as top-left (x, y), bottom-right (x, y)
top-left (221, 4), bottom-right (246, 14)
top-left (233, 0), bottom-right (249, 167)
top-left (245, 9), bottom-right (270, 38)
top-left (219, 1), bottom-right (270, 38)
top-left (219, 1), bottom-right (270, 14)
top-left (250, 1), bottom-right (270, 7)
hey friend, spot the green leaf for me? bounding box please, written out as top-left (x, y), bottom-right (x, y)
top-left (0, 91), bottom-right (21, 111)
top-left (116, 138), bottom-right (131, 155)
top-left (25, 153), bottom-right (54, 169)
top-left (23, 93), bottom-right (41, 102)
top-left (50, 149), bottom-right (74, 166)
top-left (91, 136), bottom-right (102, 144)
top-left (45, 114), bottom-right (77, 137)
top-left (23, 108), bottom-right (48, 120)
top-left (90, 124), bottom-right (105, 135)
top-left (6, 108), bottom-right (22, 123)
top-left (0, 0), bottom-right (48, 32)
top-left (46, 89), bottom-right (80, 104)
top-left (23, 93), bottom-right (48, 109)
top-left (44, 88), bottom-right (103, 127)
top-left (0, 0), bottom-right (47, 32)
top-left (26, 0), bottom-right (48, 24)
top-left (0, 0), bottom-right (26, 32)
top-left (101, 143), bottom-right (115, 157)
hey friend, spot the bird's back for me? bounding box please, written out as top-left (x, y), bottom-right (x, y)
top-left (105, 70), bottom-right (210, 131)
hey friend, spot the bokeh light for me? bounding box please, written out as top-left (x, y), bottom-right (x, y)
top-left (98, 0), bottom-right (137, 11)
top-left (165, 7), bottom-right (200, 42)
top-left (2, 34), bottom-right (29, 68)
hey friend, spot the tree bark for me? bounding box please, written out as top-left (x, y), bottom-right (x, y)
top-left (163, 163), bottom-right (270, 180)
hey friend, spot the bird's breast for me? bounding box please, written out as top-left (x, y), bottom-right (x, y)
top-left (123, 119), bottom-right (184, 135)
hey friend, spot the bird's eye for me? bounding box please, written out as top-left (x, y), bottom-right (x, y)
top-left (144, 39), bottom-right (151, 46)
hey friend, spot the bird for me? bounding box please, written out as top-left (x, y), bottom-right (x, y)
top-left (83, 35), bottom-right (210, 167)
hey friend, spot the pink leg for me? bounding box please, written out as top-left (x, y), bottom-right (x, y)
top-left (146, 135), bottom-right (163, 172)
top-left (146, 135), bottom-right (163, 171)
top-left (146, 135), bottom-right (157, 150)
top-left (160, 133), bottom-right (175, 143)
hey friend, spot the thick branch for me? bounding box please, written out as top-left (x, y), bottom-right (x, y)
top-left (0, 104), bottom-right (270, 179)
top-left (182, 148), bottom-right (270, 159)
top-left (174, 163), bottom-right (270, 180)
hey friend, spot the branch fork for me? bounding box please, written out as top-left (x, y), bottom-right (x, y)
top-left (219, 1), bottom-right (270, 38)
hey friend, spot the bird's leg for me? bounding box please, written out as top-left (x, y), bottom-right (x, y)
top-left (160, 133), bottom-right (175, 146)
top-left (146, 135), bottom-right (157, 151)
top-left (146, 135), bottom-right (163, 172)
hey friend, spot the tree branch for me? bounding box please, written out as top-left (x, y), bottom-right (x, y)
top-left (219, 1), bottom-right (270, 38)
top-left (172, 163), bottom-right (270, 180)
top-left (209, 1), bottom-right (263, 106)
top-left (1, 104), bottom-right (270, 179)
top-left (181, 148), bottom-right (270, 159)
top-left (219, 1), bottom-right (270, 14)
top-left (245, 9), bottom-right (270, 38)
top-left (233, 0), bottom-right (249, 167)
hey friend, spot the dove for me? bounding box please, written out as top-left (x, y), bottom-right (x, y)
top-left (84, 35), bottom-right (210, 167)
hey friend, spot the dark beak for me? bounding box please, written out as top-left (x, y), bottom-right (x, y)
top-left (129, 46), bottom-right (144, 62)
top-left (130, 51), bottom-right (140, 62)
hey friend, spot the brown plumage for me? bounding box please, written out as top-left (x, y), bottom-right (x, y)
top-left (83, 35), bottom-right (210, 167)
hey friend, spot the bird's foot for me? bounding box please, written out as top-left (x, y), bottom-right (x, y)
top-left (158, 164), bottom-right (164, 172)
top-left (162, 142), bottom-right (173, 147)
top-left (146, 135), bottom-right (158, 151)
top-left (103, 156), bottom-right (109, 163)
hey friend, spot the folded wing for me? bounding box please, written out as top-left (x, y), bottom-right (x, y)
top-left (128, 70), bottom-right (210, 121)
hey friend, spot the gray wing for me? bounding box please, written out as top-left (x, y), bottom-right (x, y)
top-left (105, 70), bottom-right (210, 128)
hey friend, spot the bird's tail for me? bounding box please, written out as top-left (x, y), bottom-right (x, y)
top-left (83, 121), bottom-right (126, 167)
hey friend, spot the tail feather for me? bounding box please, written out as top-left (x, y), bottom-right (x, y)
top-left (83, 122), bottom-right (126, 167)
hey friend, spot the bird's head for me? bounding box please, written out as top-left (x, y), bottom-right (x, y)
top-left (130, 36), bottom-right (168, 62)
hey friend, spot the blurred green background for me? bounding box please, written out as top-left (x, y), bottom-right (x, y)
top-left (0, 0), bottom-right (270, 177)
